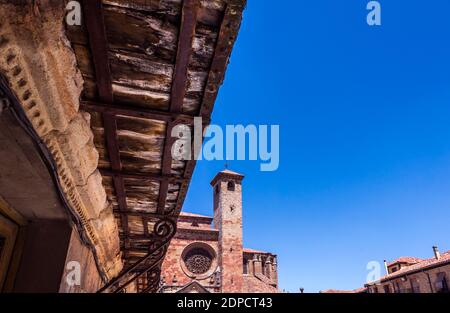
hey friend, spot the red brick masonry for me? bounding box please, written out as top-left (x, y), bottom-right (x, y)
top-left (160, 170), bottom-right (278, 293)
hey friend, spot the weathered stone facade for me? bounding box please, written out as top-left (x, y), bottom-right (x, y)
top-left (160, 170), bottom-right (278, 293)
top-left (0, 1), bottom-right (122, 281)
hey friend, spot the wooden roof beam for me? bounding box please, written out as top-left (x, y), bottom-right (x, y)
top-left (170, 0), bottom-right (200, 113)
top-left (157, 0), bottom-right (200, 215)
top-left (81, 0), bottom-right (130, 249)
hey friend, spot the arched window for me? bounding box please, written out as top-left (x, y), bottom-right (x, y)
top-left (436, 272), bottom-right (449, 292)
top-left (227, 181), bottom-right (235, 191)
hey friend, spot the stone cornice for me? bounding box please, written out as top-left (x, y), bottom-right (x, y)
top-left (0, 2), bottom-right (122, 280)
top-left (174, 228), bottom-right (220, 241)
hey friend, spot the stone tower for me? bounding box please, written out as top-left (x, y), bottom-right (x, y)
top-left (210, 169), bottom-right (245, 293)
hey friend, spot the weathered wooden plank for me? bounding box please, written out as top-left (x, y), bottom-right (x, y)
top-left (110, 50), bottom-right (173, 94)
top-left (103, 5), bottom-right (178, 63)
top-left (100, 168), bottom-right (186, 183)
top-left (80, 100), bottom-right (203, 123)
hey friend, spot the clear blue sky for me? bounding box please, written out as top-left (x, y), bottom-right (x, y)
top-left (182, 1), bottom-right (450, 292)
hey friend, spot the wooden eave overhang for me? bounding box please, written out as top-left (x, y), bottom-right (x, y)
top-left (66, 0), bottom-right (246, 292)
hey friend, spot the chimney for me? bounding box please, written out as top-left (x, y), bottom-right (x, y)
top-left (433, 246), bottom-right (441, 260)
top-left (383, 260), bottom-right (389, 275)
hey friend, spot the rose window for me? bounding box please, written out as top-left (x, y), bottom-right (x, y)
top-left (183, 248), bottom-right (213, 274)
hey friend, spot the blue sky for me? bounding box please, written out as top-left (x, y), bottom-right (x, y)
top-left (182, 1), bottom-right (450, 292)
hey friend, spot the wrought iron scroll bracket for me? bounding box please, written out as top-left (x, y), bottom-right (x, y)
top-left (97, 218), bottom-right (177, 293)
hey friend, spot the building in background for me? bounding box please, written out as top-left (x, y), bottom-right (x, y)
top-left (320, 287), bottom-right (367, 294)
top-left (158, 170), bottom-right (279, 293)
top-left (365, 246), bottom-right (450, 293)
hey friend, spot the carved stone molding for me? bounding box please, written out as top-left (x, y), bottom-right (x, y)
top-left (0, 2), bottom-right (122, 280)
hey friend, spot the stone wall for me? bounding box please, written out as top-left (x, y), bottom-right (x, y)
top-left (59, 227), bottom-right (104, 293)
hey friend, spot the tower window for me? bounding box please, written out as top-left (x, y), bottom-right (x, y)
top-left (227, 181), bottom-right (235, 191)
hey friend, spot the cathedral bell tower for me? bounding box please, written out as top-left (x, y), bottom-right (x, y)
top-left (210, 169), bottom-right (245, 293)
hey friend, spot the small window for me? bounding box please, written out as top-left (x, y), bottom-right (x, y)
top-left (227, 181), bottom-right (235, 191)
top-left (435, 272), bottom-right (449, 293)
top-left (383, 285), bottom-right (391, 293)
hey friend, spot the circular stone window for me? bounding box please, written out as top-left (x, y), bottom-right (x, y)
top-left (181, 243), bottom-right (217, 279)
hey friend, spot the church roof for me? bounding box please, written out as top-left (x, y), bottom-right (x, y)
top-left (179, 212), bottom-right (212, 219)
top-left (210, 169), bottom-right (245, 186)
top-left (243, 248), bottom-right (276, 256)
top-left (220, 169), bottom-right (244, 176)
